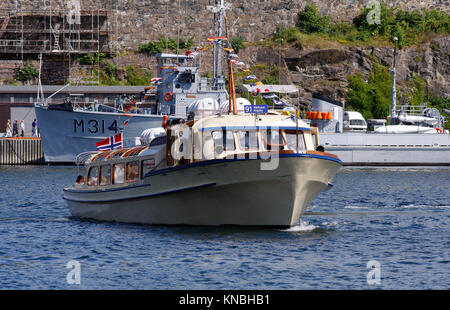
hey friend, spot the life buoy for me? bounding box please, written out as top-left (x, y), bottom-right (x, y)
top-left (164, 92), bottom-right (173, 101)
top-left (162, 115), bottom-right (168, 129)
top-left (435, 127), bottom-right (443, 134)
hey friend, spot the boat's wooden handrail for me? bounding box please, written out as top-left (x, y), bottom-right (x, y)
top-left (306, 150), bottom-right (340, 159)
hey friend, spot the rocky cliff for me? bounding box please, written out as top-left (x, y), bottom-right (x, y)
top-left (0, 0), bottom-right (448, 105)
top-left (1, 0), bottom-right (448, 49)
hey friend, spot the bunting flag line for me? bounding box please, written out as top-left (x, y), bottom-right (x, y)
top-left (244, 75), bottom-right (258, 81)
top-left (151, 77), bottom-right (165, 84)
top-left (231, 59), bottom-right (245, 66)
top-left (263, 94), bottom-right (279, 100)
top-left (168, 35), bottom-right (293, 111)
top-left (160, 66), bottom-right (179, 71)
top-left (272, 99), bottom-right (287, 106)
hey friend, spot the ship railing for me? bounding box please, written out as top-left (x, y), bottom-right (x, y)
top-left (397, 103), bottom-right (428, 116)
top-left (75, 151), bottom-right (103, 166)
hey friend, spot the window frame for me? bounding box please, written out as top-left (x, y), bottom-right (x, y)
top-left (99, 164), bottom-right (112, 186)
top-left (237, 130), bottom-right (259, 152)
top-left (141, 158), bottom-right (156, 179)
top-left (262, 129), bottom-right (287, 150)
top-left (126, 161), bottom-right (140, 183)
top-left (212, 130), bottom-right (236, 154)
top-left (87, 166), bottom-right (99, 186)
top-left (284, 130), bottom-right (307, 153)
top-left (113, 163), bottom-right (125, 185)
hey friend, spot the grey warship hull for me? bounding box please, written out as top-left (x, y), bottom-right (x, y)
top-left (35, 105), bottom-right (164, 163)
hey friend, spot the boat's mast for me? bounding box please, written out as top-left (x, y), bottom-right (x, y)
top-left (214, 0), bottom-right (225, 79)
top-left (36, 53), bottom-right (44, 105)
top-left (390, 37), bottom-right (398, 123)
top-left (224, 16), bottom-right (237, 115)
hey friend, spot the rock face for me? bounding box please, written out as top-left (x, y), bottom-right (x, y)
top-left (0, 0), bottom-right (448, 103)
top-left (0, 0), bottom-right (447, 49)
top-left (277, 36), bottom-right (450, 105)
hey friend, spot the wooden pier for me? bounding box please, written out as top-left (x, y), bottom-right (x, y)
top-left (0, 138), bottom-right (45, 165)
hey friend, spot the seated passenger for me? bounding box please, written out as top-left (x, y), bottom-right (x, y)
top-left (114, 164), bottom-right (125, 184)
top-left (127, 162), bottom-right (139, 182)
top-left (76, 175), bottom-right (85, 184)
top-left (75, 175), bottom-right (85, 187)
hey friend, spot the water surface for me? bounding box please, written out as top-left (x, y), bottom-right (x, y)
top-left (0, 166), bottom-right (448, 289)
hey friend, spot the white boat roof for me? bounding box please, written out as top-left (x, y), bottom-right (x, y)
top-left (240, 84), bottom-right (299, 94)
top-left (78, 146), bottom-right (150, 165)
top-left (155, 53), bottom-right (189, 59)
top-left (190, 114), bottom-right (311, 132)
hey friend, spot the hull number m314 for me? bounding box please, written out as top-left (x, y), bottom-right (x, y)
top-left (74, 119), bottom-right (118, 134)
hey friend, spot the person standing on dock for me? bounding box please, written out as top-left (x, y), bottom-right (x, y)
top-left (12, 120), bottom-right (18, 137)
top-left (6, 119), bottom-right (12, 137)
top-left (20, 120), bottom-right (25, 137)
top-left (32, 119), bottom-right (38, 137)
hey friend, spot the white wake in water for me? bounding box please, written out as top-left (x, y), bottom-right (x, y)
top-left (283, 220), bottom-right (317, 232)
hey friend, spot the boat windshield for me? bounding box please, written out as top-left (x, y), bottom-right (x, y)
top-left (350, 119), bottom-right (366, 126)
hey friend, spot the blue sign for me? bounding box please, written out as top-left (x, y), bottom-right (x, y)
top-left (244, 105), bottom-right (268, 114)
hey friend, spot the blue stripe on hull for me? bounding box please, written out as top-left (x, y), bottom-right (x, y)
top-left (144, 153), bottom-right (343, 178)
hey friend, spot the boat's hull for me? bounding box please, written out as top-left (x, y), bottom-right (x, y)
top-left (35, 106), bottom-right (164, 163)
top-left (64, 155), bottom-right (341, 227)
top-left (320, 132), bottom-right (450, 166)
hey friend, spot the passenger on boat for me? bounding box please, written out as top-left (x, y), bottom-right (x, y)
top-left (316, 145), bottom-right (325, 152)
top-left (76, 175), bottom-right (85, 184)
top-left (126, 162), bottom-right (139, 182)
top-left (114, 164), bottom-right (125, 184)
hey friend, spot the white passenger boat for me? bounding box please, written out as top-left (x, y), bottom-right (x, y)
top-left (63, 112), bottom-right (342, 227)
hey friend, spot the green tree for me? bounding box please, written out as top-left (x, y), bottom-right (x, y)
top-left (296, 4), bottom-right (330, 33)
top-left (231, 37), bottom-right (245, 54)
top-left (78, 53), bottom-right (107, 65)
top-left (125, 65), bottom-right (151, 86)
top-left (138, 37), bottom-right (195, 55)
top-left (346, 60), bottom-right (393, 119)
top-left (15, 63), bottom-right (39, 84)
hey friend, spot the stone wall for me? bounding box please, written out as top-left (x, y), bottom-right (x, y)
top-left (1, 0), bottom-right (448, 50)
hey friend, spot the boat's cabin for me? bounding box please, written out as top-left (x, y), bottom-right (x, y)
top-left (73, 114), bottom-right (320, 189)
top-left (167, 114), bottom-right (319, 166)
top-left (74, 140), bottom-right (167, 189)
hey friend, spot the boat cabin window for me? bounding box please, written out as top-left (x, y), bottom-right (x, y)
top-left (113, 163), bottom-right (125, 184)
top-left (212, 130), bottom-right (235, 154)
top-left (100, 165), bottom-right (112, 186)
top-left (284, 130), bottom-right (306, 153)
top-left (142, 159), bottom-right (156, 178)
top-left (126, 161), bottom-right (140, 183)
top-left (87, 166), bottom-right (99, 186)
top-left (262, 130), bottom-right (286, 151)
top-left (238, 131), bottom-right (259, 151)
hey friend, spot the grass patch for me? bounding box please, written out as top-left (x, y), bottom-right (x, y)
top-left (266, 4), bottom-right (449, 49)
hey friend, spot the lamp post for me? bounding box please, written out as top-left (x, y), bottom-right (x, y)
top-left (390, 37), bottom-right (398, 124)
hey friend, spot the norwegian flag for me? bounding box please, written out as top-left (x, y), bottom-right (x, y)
top-left (96, 133), bottom-right (123, 151)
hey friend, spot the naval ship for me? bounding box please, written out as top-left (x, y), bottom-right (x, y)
top-left (308, 94), bottom-right (450, 166)
top-left (306, 37), bottom-right (450, 166)
top-left (35, 2), bottom-right (228, 164)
